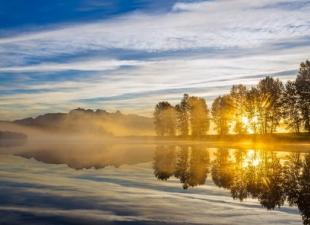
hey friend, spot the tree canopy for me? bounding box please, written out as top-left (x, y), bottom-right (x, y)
top-left (154, 60), bottom-right (310, 136)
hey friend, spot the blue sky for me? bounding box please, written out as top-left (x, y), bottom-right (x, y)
top-left (0, 0), bottom-right (310, 120)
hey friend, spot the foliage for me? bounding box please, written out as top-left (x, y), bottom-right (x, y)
top-left (188, 96), bottom-right (210, 137)
top-left (175, 94), bottom-right (190, 136)
top-left (154, 94), bottom-right (210, 137)
top-left (154, 60), bottom-right (310, 136)
top-left (282, 81), bottom-right (303, 133)
top-left (296, 60), bottom-right (310, 132)
top-left (153, 101), bottom-right (177, 136)
top-left (211, 95), bottom-right (232, 135)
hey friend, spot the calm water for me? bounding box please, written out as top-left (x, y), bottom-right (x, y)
top-left (0, 141), bottom-right (309, 225)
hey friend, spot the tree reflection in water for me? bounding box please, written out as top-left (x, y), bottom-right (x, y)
top-left (153, 145), bottom-right (177, 180)
top-left (153, 145), bottom-right (210, 189)
top-left (153, 145), bottom-right (310, 225)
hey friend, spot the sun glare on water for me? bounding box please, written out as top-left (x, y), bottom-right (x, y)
top-left (242, 149), bottom-right (262, 168)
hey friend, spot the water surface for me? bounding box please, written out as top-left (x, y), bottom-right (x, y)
top-left (0, 141), bottom-right (309, 225)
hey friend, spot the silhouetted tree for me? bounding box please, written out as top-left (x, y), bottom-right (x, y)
top-left (245, 87), bottom-right (261, 134)
top-left (154, 101), bottom-right (177, 136)
top-left (296, 60), bottom-right (310, 133)
top-left (175, 94), bottom-right (190, 136)
top-left (153, 60), bottom-right (310, 136)
top-left (282, 81), bottom-right (303, 133)
top-left (229, 85), bottom-right (248, 134)
top-left (211, 95), bottom-right (232, 135)
top-left (188, 96), bottom-right (210, 137)
top-left (257, 76), bottom-right (284, 134)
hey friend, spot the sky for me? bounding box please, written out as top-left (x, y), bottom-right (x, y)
top-left (0, 0), bottom-right (310, 120)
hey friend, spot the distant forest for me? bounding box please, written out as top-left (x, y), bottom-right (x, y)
top-left (154, 60), bottom-right (310, 136)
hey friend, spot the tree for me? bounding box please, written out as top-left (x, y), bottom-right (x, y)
top-left (188, 96), bottom-right (210, 137)
top-left (153, 101), bottom-right (177, 136)
top-left (282, 81), bottom-right (303, 133)
top-left (211, 95), bottom-right (233, 135)
top-left (296, 60), bottom-right (310, 133)
top-left (245, 87), bottom-right (260, 134)
top-left (175, 94), bottom-right (190, 136)
top-left (257, 76), bottom-right (284, 134)
top-left (229, 85), bottom-right (248, 134)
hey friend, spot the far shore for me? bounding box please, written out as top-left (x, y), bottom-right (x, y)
top-left (1, 129), bottom-right (309, 152)
top-left (115, 133), bottom-right (310, 151)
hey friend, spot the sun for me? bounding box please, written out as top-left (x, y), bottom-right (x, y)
top-left (240, 116), bottom-right (259, 134)
top-left (252, 116), bottom-right (258, 123)
top-left (241, 116), bottom-right (249, 125)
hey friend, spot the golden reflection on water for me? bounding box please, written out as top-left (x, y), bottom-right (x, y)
top-left (11, 142), bottom-right (310, 225)
top-left (242, 149), bottom-right (261, 168)
top-left (153, 145), bottom-right (310, 225)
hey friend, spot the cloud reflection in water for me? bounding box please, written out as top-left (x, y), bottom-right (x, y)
top-left (0, 143), bottom-right (307, 225)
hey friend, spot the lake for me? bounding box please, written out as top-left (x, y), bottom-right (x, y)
top-left (0, 141), bottom-right (309, 225)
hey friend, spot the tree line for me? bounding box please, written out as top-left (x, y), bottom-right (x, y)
top-left (154, 60), bottom-right (310, 136)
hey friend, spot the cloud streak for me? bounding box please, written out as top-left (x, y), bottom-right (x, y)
top-left (0, 59), bottom-right (145, 73)
top-left (1, 0), bottom-right (310, 61)
top-left (0, 0), bottom-right (309, 119)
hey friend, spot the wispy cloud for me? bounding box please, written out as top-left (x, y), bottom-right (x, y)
top-left (0, 0), bottom-right (309, 119)
top-left (0, 59), bottom-right (145, 73)
top-left (1, 0), bottom-right (309, 61)
top-left (0, 55), bottom-right (302, 120)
